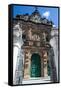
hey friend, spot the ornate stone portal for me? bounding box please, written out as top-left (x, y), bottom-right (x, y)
top-left (13, 8), bottom-right (57, 84)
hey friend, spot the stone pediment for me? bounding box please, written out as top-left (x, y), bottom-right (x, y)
top-left (16, 7), bottom-right (53, 25)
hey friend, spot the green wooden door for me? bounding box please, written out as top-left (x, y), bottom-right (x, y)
top-left (47, 60), bottom-right (51, 76)
top-left (31, 53), bottom-right (41, 77)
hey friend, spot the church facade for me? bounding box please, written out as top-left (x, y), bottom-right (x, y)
top-left (13, 8), bottom-right (57, 84)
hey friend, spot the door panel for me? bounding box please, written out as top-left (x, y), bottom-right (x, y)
top-left (31, 53), bottom-right (41, 77)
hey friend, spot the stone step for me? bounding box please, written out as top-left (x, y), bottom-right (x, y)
top-left (22, 76), bottom-right (51, 84)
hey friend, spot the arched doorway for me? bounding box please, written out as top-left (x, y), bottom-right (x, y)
top-left (31, 53), bottom-right (41, 77)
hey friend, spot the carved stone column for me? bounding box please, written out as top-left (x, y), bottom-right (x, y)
top-left (43, 50), bottom-right (48, 77)
top-left (24, 49), bottom-right (31, 79)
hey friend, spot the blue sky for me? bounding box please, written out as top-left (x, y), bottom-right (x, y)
top-left (13, 5), bottom-right (59, 28)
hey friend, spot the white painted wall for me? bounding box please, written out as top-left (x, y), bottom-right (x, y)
top-left (50, 29), bottom-right (58, 80)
